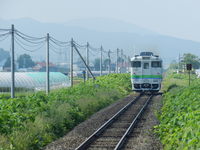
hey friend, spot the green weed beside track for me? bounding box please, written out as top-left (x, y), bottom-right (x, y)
top-left (0, 73), bottom-right (131, 150)
top-left (155, 73), bottom-right (200, 150)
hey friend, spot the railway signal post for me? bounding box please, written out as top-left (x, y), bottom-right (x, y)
top-left (186, 64), bottom-right (192, 86)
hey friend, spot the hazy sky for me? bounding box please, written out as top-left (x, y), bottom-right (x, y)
top-left (1, 0), bottom-right (200, 41)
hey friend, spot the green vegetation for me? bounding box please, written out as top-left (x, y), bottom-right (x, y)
top-left (0, 73), bottom-right (131, 150)
top-left (0, 48), bottom-right (9, 62)
top-left (17, 54), bottom-right (35, 69)
top-left (155, 73), bottom-right (200, 149)
top-left (169, 53), bottom-right (200, 70)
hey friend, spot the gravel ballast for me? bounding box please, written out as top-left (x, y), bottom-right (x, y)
top-left (45, 93), bottom-right (139, 150)
top-left (45, 93), bottom-right (162, 150)
top-left (123, 95), bottom-right (163, 150)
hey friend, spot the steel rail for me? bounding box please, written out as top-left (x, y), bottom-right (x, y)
top-left (75, 93), bottom-right (142, 150)
top-left (114, 94), bottom-right (153, 150)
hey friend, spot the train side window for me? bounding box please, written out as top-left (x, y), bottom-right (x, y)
top-left (131, 61), bottom-right (141, 67)
top-left (151, 61), bottom-right (162, 68)
top-left (143, 63), bottom-right (149, 69)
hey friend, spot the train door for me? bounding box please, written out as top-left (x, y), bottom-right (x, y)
top-left (142, 61), bottom-right (151, 87)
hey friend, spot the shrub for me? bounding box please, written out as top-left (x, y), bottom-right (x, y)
top-left (0, 73), bottom-right (131, 150)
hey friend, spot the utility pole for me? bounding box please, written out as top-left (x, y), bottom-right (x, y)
top-left (178, 53), bottom-right (180, 73)
top-left (46, 33), bottom-right (50, 94)
top-left (70, 38), bottom-right (74, 87)
top-left (116, 48), bottom-right (119, 73)
top-left (86, 42), bottom-right (89, 80)
top-left (124, 55), bottom-right (127, 73)
top-left (100, 46), bottom-right (103, 76)
top-left (73, 44), bottom-right (96, 80)
top-left (11, 24), bottom-right (15, 98)
top-left (108, 49), bottom-right (111, 74)
top-left (128, 56), bottom-right (130, 72)
top-left (120, 49), bottom-right (123, 73)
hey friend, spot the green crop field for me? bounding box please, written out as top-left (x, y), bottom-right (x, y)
top-left (155, 73), bottom-right (200, 150)
top-left (0, 73), bottom-right (131, 150)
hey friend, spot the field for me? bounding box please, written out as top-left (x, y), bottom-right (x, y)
top-left (0, 73), bottom-right (131, 150)
top-left (155, 73), bottom-right (200, 149)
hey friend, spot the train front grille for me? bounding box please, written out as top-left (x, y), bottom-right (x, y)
top-left (141, 83), bottom-right (151, 88)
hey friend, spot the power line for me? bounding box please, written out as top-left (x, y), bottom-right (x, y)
top-left (14, 37), bottom-right (45, 52)
top-left (49, 38), bottom-right (70, 48)
top-left (89, 49), bottom-right (98, 57)
top-left (15, 32), bottom-right (46, 44)
top-left (50, 36), bottom-right (70, 45)
top-left (89, 45), bottom-right (101, 52)
top-left (0, 32), bottom-right (10, 37)
top-left (0, 29), bottom-right (10, 32)
top-left (15, 29), bottom-right (46, 41)
top-left (15, 34), bottom-right (45, 47)
top-left (49, 43), bottom-right (67, 54)
top-left (0, 33), bottom-right (10, 42)
top-left (73, 40), bottom-right (87, 48)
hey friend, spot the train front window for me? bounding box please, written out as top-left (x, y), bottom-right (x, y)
top-left (151, 61), bottom-right (162, 68)
top-left (143, 63), bottom-right (149, 69)
top-left (131, 61), bottom-right (141, 68)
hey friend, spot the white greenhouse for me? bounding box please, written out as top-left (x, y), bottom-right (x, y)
top-left (0, 72), bottom-right (70, 91)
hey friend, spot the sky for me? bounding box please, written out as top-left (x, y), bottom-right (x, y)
top-left (0, 0), bottom-right (200, 42)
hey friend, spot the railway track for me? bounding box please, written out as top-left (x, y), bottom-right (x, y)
top-left (75, 93), bottom-right (154, 150)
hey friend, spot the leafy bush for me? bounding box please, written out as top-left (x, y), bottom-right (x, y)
top-left (0, 73), bottom-right (131, 150)
top-left (155, 73), bottom-right (200, 149)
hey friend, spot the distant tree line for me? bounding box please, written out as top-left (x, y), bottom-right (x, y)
top-left (3, 54), bottom-right (35, 69)
top-left (169, 53), bottom-right (200, 70)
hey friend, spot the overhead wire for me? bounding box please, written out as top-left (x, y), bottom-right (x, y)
top-left (15, 32), bottom-right (46, 44)
top-left (49, 43), bottom-right (67, 54)
top-left (73, 40), bottom-right (87, 48)
top-left (0, 33), bottom-right (10, 42)
top-left (0, 28), bottom-right (118, 65)
top-left (50, 36), bottom-right (70, 45)
top-left (14, 37), bottom-right (45, 52)
top-left (89, 45), bottom-right (101, 52)
top-left (0, 29), bottom-right (10, 32)
top-left (0, 32), bottom-right (10, 37)
top-left (89, 49), bottom-right (99, 57)
top-left (15, 29), bottom-right (46, 41)
top-left (15, 34), bottom-right (45, 47)
top-left (50, 38), bottom-right (70, 48)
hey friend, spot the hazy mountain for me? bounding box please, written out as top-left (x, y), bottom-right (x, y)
top-left (1, 18), bottom-right (200, 65)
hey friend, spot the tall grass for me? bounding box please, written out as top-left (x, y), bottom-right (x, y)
top-left (0, 73), bottom-right (131, 150)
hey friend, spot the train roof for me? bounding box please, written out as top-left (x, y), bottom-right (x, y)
top-left (131, 52), bottom-right (162, 61)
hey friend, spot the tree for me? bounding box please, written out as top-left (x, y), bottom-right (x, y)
top-left (17, 54), bottom-right (35, 68)
top-left (118, 57), bottom-right (124, 63)
top-left (3, 57), bottom-right (11, 68)
top-left (75, 57), bottom-right (86, 68)
top-left (94, 58), bottom-right (100, 71)
top-left (103, 59), bottom-right (110, 71)
top-left (0, 48), bottom-right (9, 62)
top-left (169, 60), bottom-right (179, 70)
top-left (182, 53), bottom-right (200, 69)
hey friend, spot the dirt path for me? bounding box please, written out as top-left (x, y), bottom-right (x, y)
top-left (44, 93), bottom-right (162, 150)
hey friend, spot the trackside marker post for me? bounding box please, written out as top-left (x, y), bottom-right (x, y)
top-left (186, 64), bottom-right (192, 86)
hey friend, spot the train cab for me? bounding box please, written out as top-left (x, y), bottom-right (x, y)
top-left (130, 52), bottom-right (162, 92)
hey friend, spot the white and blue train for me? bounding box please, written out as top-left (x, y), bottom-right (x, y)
top-left (130, 52), bottom-right (163, 92)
